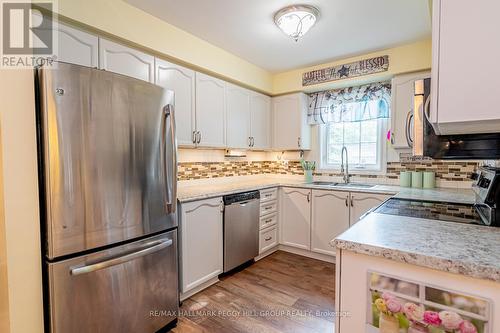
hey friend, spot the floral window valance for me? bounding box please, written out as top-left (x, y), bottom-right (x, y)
top-left (308, 81), bottom-right (391, 125)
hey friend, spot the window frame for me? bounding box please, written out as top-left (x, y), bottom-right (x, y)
top-left (318, 118), bottom-right (388, 175)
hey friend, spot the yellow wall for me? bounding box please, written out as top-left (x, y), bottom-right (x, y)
top-left (55, 0), bottom-right (273, 93)
top-left (0, 136), bottom-right (10, 333)
top-left (272, 38), bottom-right (432, 95)
top-left (0, 70), bottom-right (44, 333)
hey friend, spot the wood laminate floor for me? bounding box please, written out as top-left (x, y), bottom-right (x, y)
top-left (171, 251), bottom-right (335, 333)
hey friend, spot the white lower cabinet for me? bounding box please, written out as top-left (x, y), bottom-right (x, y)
top-left (259, 226), bottom-right (278, 254)
top-left (311, 190), bottom-right (350, 256)
top-left (280, 188), bottom-right (311, 250)
top-left (349, 192), bottom-right (390, 226)
top-left (180, 197), bottom-right (223, 294)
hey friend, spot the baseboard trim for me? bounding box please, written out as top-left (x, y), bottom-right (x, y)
top-left (278, 245), bottom-right (336, 263)
top-left (255, 246), bottom-right (279, 261)
top-left (180, 276), bottom-right (219, 301)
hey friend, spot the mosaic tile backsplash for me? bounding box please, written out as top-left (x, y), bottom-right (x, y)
top-left (178, 160), bottom-right (479, 182)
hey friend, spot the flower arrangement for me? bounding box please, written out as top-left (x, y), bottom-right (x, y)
top-left (375, 292), bottom-right (403, 316)
top-left (372, 293), bottom-right (480, 333)
top-left (402, 302), bottom-right (478, 333)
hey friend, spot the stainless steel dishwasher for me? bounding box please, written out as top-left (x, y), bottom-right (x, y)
top-left (223, 190), bottom-right (260, 272)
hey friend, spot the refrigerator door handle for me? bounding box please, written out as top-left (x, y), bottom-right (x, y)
top-left (70, 238), bottom-right (173, 276)
top-left (162, 104), bottom-right (177, 214)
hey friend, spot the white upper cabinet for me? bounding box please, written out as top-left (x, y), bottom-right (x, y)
top-left (195, 72), bottom-right (226, 148)
top-left (56, 23), bottom-right (98, 68)
top-left (155, 59), bottom-right (196, 146)
top-left (31, 14), bottom-right (98, 68)
top-left (272, 93), bottom-right (311, 150)
top-left (99, 38), bottom-right (154, 82)
top-left (280, 188), bottom-right (311, 250)
top-left (226, 83), bottom-right (251, 149)
top-left (349, 192), bottom-right (390, 226)
top-left (391, 71), bottom-right (430, 149)
top-left (250, 92), bottom-right (271, 149)
top-left (311, 190), bottom-right (350, 256)
top-left (431, 0), bottom-right (500, 135)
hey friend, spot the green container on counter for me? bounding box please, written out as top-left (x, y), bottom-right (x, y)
top-left (400, 171), bottom-right (412, 187)
top-left (411, 171), bottom-right (423, 188)
top-left (423, 171), bottom-right (436, 188)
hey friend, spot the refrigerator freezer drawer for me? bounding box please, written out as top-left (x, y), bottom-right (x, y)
top-left (47, 230), bottom-right (179, 333)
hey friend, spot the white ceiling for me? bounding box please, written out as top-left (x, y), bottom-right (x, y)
top-left (125, 0), bottom-right (431, 73)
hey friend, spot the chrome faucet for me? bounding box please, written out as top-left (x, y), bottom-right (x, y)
top-left (341, 146), bottom-right (350, 184)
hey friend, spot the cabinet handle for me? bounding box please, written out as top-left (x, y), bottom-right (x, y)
top-left (265, 218), bottom-right (272, 223)
top-left (351, 196), bottom-right (354, 207)
top-left (307, 192), bottom-right (311, 202)
top-left (192, 131), bottom-right (197, 144)
top-left (297, 137), bottom-right (301, 148)
top-left (390, 132), bottom-right (395, 145)
top-left (197, 131), bottom-right (202, 144)
top-left (265, 194), bottom-right (272, 198)
top-left (265, 236), bottom-right (272, 241)
top-left (345, 196), bottom-right (349, 207)
top-left (405, 109), bottom-right (414, 148)
top-left (264, 206), bottom-right (272, 210)
top-left (251, 137), bottom-right (255, 147)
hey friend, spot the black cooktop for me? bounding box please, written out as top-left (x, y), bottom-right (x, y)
top-left (374, 198), bottom-right (483, 225)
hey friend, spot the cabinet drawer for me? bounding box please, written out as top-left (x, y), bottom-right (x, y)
top-left (259, 213), bottom-right (277, 230)
top-left (260, 188), bottom-right (277, 203)
top-left (260, 200), bottom-right (277, 216)
top-left (259, 226), bottom-right (278, 254)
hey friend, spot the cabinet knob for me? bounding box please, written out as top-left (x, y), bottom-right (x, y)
top-left (297, 137), bottom-right (301, 148)
top-left (265, 236), bottom-right (272, 241)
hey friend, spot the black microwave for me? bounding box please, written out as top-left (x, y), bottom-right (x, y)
top-left (413, 78), bottom-right (500, 159)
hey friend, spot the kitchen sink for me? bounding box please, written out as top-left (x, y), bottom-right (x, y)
top-left (334, 183), bottom-right (375, 188)
top-left (307, 181), bottom-right (375, 189)
top-left (309, 181), bottom-right (338, 186)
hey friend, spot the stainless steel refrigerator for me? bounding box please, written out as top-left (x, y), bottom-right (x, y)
top-left (35, 62), bottom-right (179, 333)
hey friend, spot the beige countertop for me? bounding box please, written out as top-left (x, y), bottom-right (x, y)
top-left (178, 175), bottom-right (475, 204)
top-left (333, 213), bottom-right (500, 282)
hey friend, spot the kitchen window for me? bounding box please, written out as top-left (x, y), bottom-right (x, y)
top-left (309, 82), bottom-right (391, 174)
top-left (321, 115), bottom-right (386, 173)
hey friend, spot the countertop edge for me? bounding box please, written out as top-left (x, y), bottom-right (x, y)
top-left (178, 182), bottom-right (399, 203)
top-left (332, 239), bottom-right (500, 283)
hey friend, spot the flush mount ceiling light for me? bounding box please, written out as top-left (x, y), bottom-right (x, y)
top-left (274, 5), bottom-right (320, 42)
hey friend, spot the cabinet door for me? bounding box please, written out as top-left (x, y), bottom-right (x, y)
top-left (280, 188), bottom-right (311, 250)
top-left (99, 38), bottom-right (154, 82)
top-left (226, 83), bottom-right (251, 149)
top-left (31, 14), bottom-right (98, 67)
top-left (180, 197), bottom-right (223, 293)
top-left (250, 92), bottom-right (271, 149)
top-left (431, 0), bottom-right (500, 134)
top-left (349, 193), bottom-right (390, 226)
top-left (391, 71), bottom-right (430, 149)
top-left (195, 72), bottom-right (226, 147)
top-left (311, 190), bottom-right (350, 256)
top-left (272, 93), bottom-right (310, 150)
top-left (155, 59), bottom-right (196, 146)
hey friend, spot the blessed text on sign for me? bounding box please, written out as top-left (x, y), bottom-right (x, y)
top-left (302, 55), bottom-right (389, 86)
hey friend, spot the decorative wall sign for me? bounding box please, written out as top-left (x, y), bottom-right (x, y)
top-left (302, 55), bottom-right (389, 86)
